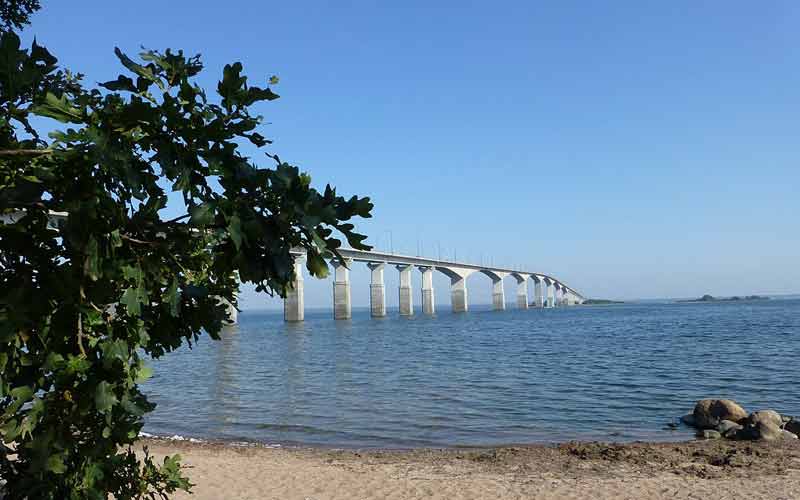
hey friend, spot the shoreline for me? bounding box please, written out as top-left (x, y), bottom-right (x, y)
top-left (139, 437), bottom-right (800, 500)
top-left (137, 429), bottom-right (699, 451)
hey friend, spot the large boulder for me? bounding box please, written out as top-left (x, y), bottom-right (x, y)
top-left (693, 399), bottom-right (748, 428)
top-left (736, 421), bottom-right (783, 441)
top-left (747, 410), bottom-right (783, 428)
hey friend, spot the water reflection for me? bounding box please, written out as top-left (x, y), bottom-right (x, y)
top-left (210, 325), bottom-right (241, 434)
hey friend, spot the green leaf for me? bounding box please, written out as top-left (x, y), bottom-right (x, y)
top-left (84, 236), bottom-right (102, 280)
top-left (100, 75), bottom-right (137, 93)
top-left (65, 355), bottom-right (91, 375)
top-left (122, 265), bottom-right (144, 283)
top-left (227, 215), bottom-right (243, 250)
top-left (95, 381), bottom-right (117, 414)
top-left (100, 339), bottom-right (129, 368)
top-left (135, 363), bottom-right (153, 383)
top-left (120, 286), bottom-right (148, 316)
top-left (305, 252), bottom-right (329, 279)
top-left (114, 47), bottom-right (164, 90)
top-left (81, 463), bottom-right (104, 489)
top-left (30, 92), bottom-right (84, 123)
top-left (46, 455), bottom-right (66, 474)
top-left (189, 203), bottom-right (214, 226)
top-left (163, 278), bottom-right (180, 317)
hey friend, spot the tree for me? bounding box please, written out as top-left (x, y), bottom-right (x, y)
top-left (0, 0), bottom-right (39, 32)
top-left (0, 2), bottom-right (373, 498)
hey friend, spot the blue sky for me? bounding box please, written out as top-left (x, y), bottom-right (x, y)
top-left (23, 1), bottom-right (799, 308)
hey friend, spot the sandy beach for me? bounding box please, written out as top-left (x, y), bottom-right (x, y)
top-left (141, 438), bottom-right (800, 500)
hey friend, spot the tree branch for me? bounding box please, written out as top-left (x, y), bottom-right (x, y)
top-left (161, 214), bottom-right (191, 225)
top-left (77, 310), bottom-right (86, 357)
top-left (0, 149), bottom-right (54, 157)
top-left (120, 234), bottom-right (157, 245)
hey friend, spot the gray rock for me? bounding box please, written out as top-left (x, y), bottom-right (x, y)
top-left (782, 415), bottom-right (793, 424)
top-left (680, 413), bottom-right (697, 427)
top-left (747, 410), bottom-right (783, 428)
top-left (731, 420), bottom-right (784, 441)
top-left (716, 420), bottom-right (743, 437)
top-left (748, 421), bottom-right (783, 441)
top-left (782, 430), bottom-right (798, 440)
top-left (693, 399), bottom-right (748, 429)
top-left (698, 429), bottom-right (722, 440)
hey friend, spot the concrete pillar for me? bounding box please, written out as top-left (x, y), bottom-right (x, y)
top-left (450, 276), bottom-right (468, 313)
top-left (546, 282), bottom-right (555, 308)
top-left (284, 257), bottom-right (305, 322)
top-left (333, 258), bottom-right (352, 320)
top-left (555, 286), bottom-right (563, 307)
top-left (397, 264), bottom-right (414, 316)
top-left (516, 279), bottom-right (529, 309)
top-left (419, 266), bottom-right (435, 315)
top-left (492, 277), bottom-right (505, 310)
top-left (534, 279), bottom-right (544, 307)
top-left (367, 262), bottom-right (386, 317)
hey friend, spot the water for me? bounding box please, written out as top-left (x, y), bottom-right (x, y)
top-left (142, 299), bottom-right (800, 448)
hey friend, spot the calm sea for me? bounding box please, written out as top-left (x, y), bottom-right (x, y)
top-left (142, 299), bottom-right (800, 448)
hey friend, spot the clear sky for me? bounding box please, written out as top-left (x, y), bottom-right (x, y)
top-left (22, 1), bottom-right (799, 308)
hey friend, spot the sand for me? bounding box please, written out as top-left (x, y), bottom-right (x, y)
top-left (140, 438), bottom-right (800, 500)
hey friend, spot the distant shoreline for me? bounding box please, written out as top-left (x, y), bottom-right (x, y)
top-left (677, 294), bottom-right (770, 303)
top-left (581, 299), bottom-right (624, 305)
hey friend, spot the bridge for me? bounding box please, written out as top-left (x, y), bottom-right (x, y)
top-left (0, 212), bottom-right (584, 323)
top-left (284, 248), bottom-right (584, 321)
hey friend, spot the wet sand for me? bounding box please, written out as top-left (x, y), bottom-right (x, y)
top-left (141, 438), bottom-right (800, 499)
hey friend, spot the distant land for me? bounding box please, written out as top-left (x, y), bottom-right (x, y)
top-left (677, 294), bottom-right (770, 303)
top-left (582, 299), bottom-right (625, 305)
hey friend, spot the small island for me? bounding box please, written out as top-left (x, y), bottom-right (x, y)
top-left (582, 299), bottom-right (624, 305)
top-left (678, 294), bottom-right (770, 303)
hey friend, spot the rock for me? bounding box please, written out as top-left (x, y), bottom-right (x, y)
top-left (680, 413), bottom-right (696, 427)
top-left (747, 410), bottom-right (783, 428)
top-left (782, 430), bottom-right (798, 440)
top-left (698, 429), bottom-right (722, 440)
top-left (782, 415), bottom-right (793, 424)
top-left (784, 420), bottom-right (800, 435)
top-left (716, 420), bottom-right (743, 437)
top-left (693, 399), bottom-right (748, 428)
top-left (737, 421), bottom-right (783, 441)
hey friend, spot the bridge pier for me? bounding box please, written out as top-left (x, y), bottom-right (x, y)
top-left (333, 258), bottom-right (352, 320)
top-left (419, 266), bottom-right (435, 315)
top-left (367, 262), bottom-right (386, 317)
top-left (450, 276), bottom-right (468, 312)
top-left (546, 281), bottom-right (555, 308)
top-left (492, 277), bottom-right (505, 310)
top-left (397, 264), bottom-right (414, 315)
top-left (534, 278), bottom-right (544, 307)
top-left (514, 274), bottom-right (529, 309)
top-left (284, 257), bottom-right (305, 322)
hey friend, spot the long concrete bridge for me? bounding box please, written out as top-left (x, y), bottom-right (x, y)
top-left (0, 212), bottom-right (583, 323)
top-left (284, 248), bottom-right (584, 321)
